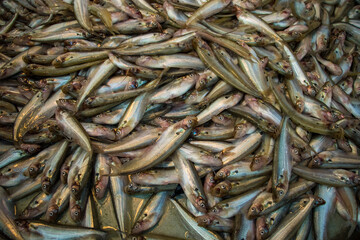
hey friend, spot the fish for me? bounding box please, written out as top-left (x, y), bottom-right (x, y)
top-left (132, 191), bottom-right (169, 234)
top-left (111, 116), bottom-right (197, 175)
top-left (0, 1), bottom-right (359, 239)
top-left (173, 150), bottom-right (208, 212)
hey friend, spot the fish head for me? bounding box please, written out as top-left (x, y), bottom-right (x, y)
top-left (20, 143), bottom-right (41, 154)
top-left (70, 204), bottom-right (82, 222)
top-left (212, 114), bottom-right (233, 126)
top-left (41, 177), bottom-right (52, 194)
top-left (60, 166), bottom-right (69, 184)
top-left (234, 123), bottom-right (249, 138)
top-left (307, 156), bottom-right (323, 168)
top-left (56, 99), bottom-right (77, 113)
top-left (277, 60), bottom-right (293, 76)
top-left (304, 85), bottom-right (316, 97)
top-left (0, 165), bottom-right (17, 178)
top-left (195, 196), bottom-right (207, 212)
top-left (250, 156), bottom-right (268, 171)
top-left (128, 7), bottom-right (142, 19)
top-left (124, 182), bottom-right (140, 194)
top-left (273, 183), bottom-right (288, 202)
top-left (248, 202), bottom-right (263, 219)
top-left (83, 96), bottom-right (95, 107)
top-left (131, 215), bottom-right (153, 235)
top-left (261, 122), bottom-right (278, 138)
top-left (21, 207), bottom-right (41, 219)
top-left (183, 116), bottom-right (197, 129)
top-left (256, 217), bottom-right (269, 240)
top-left (27, 163), bottom-right (41, 178)
top-left (259, 57), bottom-right (269, 69)
top-left (209, 205), bottom-right (221, 215)
top-left (337, 139), bottom-right (352, 152)
top-left (195, 215), bottom-right (213, 227)
top-left (205, 172), bottom-right (216, 187)
top-left (211, 180), bottom-right (231, 197)
top-left (124, 79), bottom-right (138, 91)
top-left (196, 74), bottom-right (209, 91)
top-left (316, 34), bottom-right (328, 51)
top-left (329, 123), bottom-right (344, 139)
top-left (193, 37), bottom-right (211, 52)
top-left (71, 182), bottom-right (80, 197)
top-left (294, 99), bottom-right (305, 113)
top-left (95, 180), bottom-right (108, 200)
top-left (52, 55), bottom-right (66, 67)
top-left (214, 168), bottom-right (230, 180)
top-left (290, 146), bottom-right (301, 162)
top-left (129, 236), bottom-right (145, 240)
top-left (329, 109), bottom-right (344, 121)
top-left (114, 127), bottom-right (125, 141)
top-left (46, 205), bottom-right (59, 222)
top-left (0, 67), bottom-right (13, 79)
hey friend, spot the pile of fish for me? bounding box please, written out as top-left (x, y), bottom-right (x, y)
top-left (0, 0), bottom-right (360, 239)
